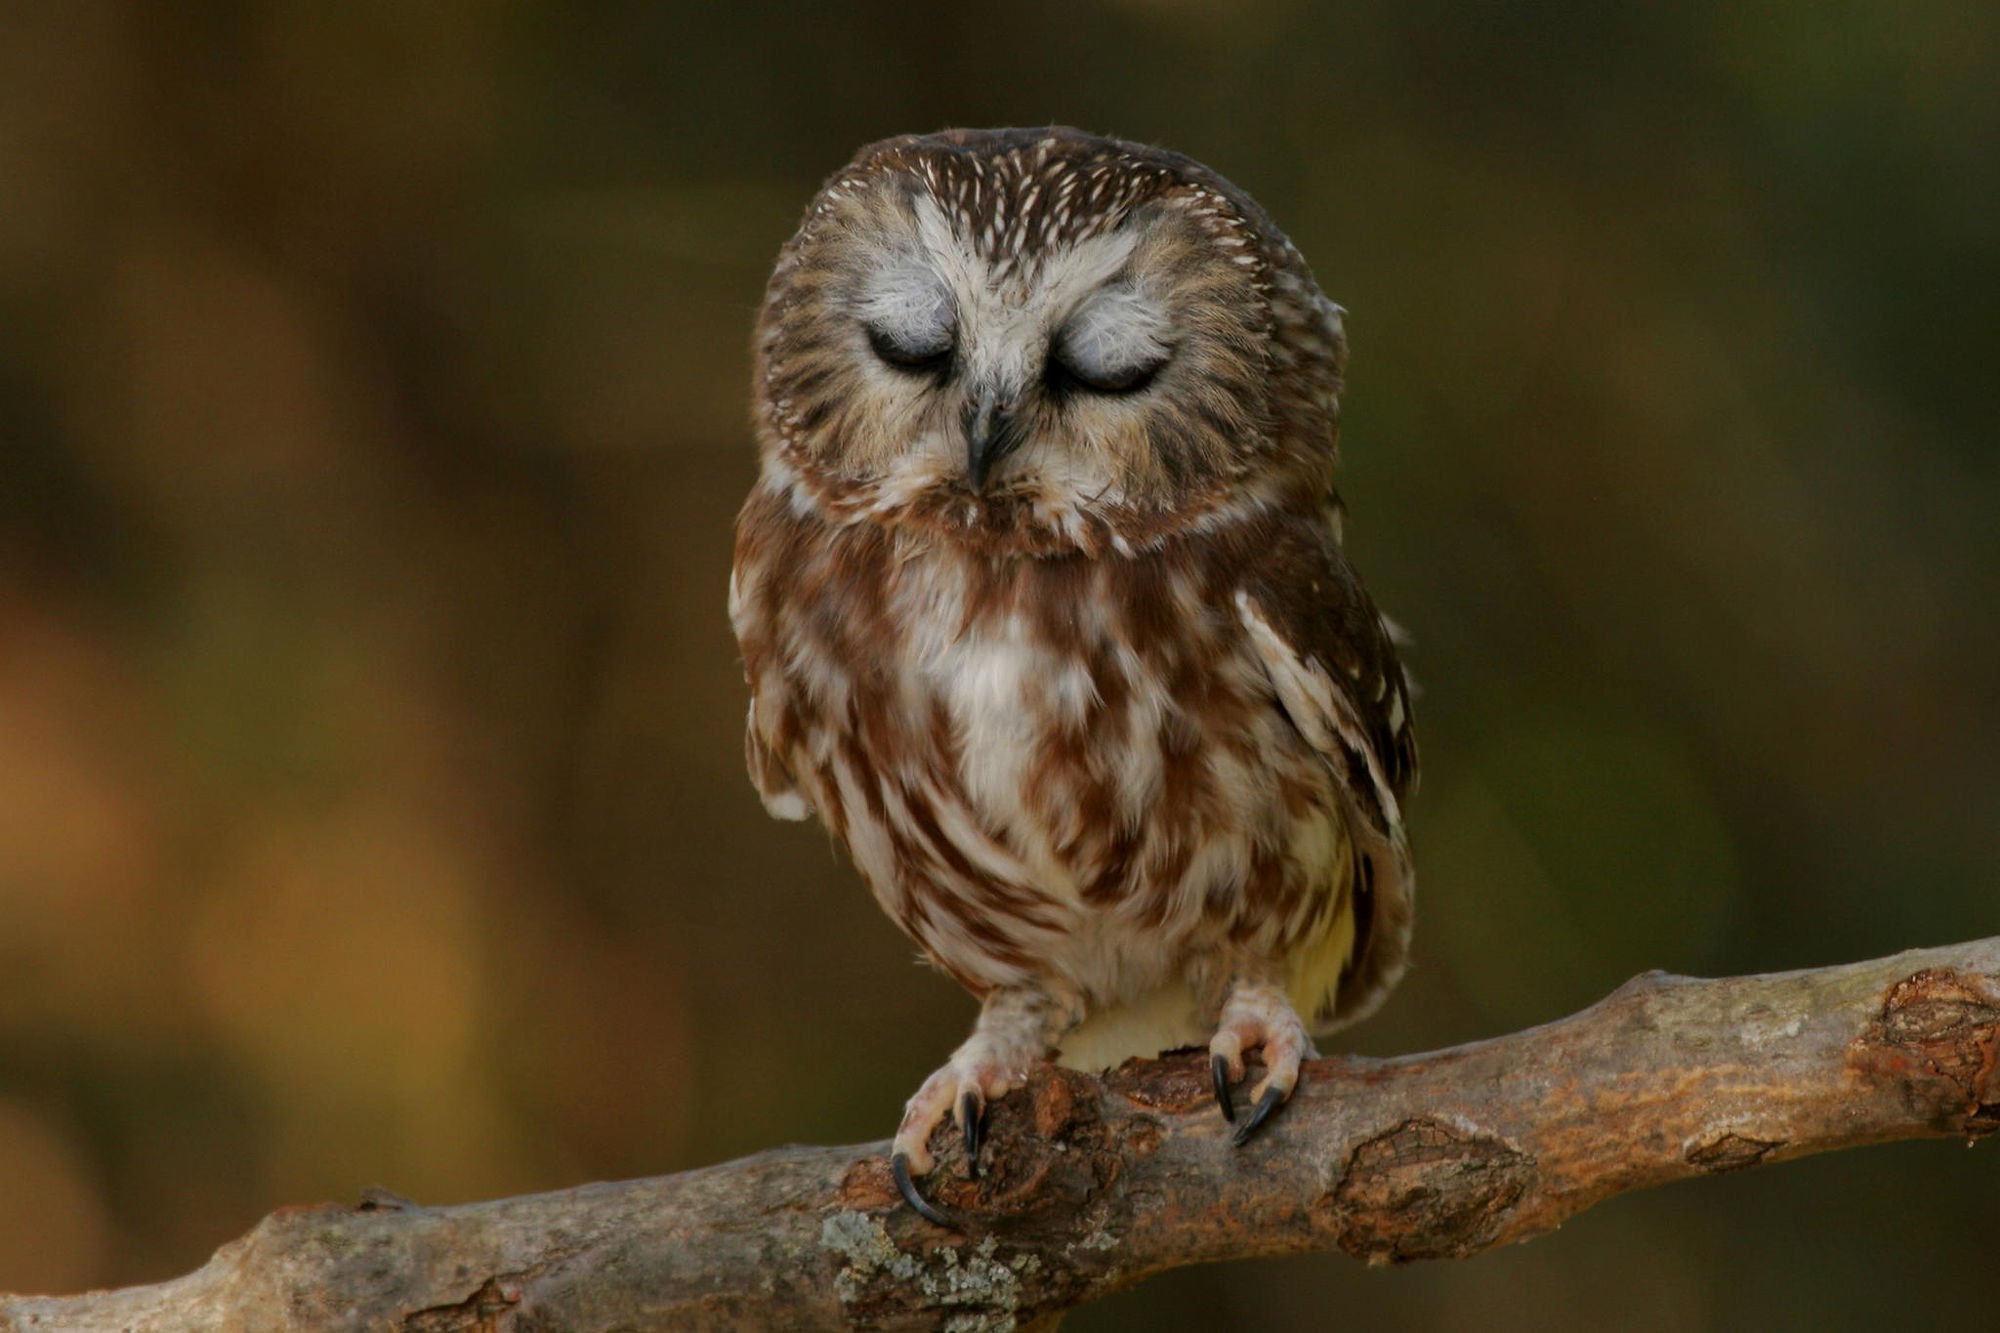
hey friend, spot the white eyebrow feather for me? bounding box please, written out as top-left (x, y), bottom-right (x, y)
top-left (1035, 229), bottom-right (1140, 304)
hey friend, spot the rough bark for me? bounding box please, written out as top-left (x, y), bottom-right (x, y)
top-left (6, 938), bottom-right (1997, 1331)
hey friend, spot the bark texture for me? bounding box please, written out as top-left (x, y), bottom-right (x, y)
top-left (6, 938), bottom-right (1997, 1331)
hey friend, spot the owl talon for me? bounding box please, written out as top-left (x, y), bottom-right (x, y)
top-left (1211, 1052), bottom-right (1237, 1123)
top-left (958, 1088), bottom-right (985, 1178)
top-left (1232, 1085), bottom-right (1287, 1146)
top-left (892, 1152), bottom-right (963, 1229)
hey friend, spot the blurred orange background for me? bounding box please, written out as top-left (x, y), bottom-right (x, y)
top-left (0, 4), bottom-right (1994, 1328)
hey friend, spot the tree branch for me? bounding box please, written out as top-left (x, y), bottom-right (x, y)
top-left (7, 938), bottom-right (1997, 1331)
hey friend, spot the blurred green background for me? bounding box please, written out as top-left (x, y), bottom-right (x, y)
top-left (1, 3), bottom-right (1994, 1327)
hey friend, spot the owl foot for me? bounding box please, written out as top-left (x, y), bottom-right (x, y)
top-left (892, 1036), bottom-right (1033, 1178)
top-left (888, 984), bottom-right (1081, 1225)
top-left (1208, 982), bottom-right (1317, 1146)
top-left (889, 1042), bottom-right (1029, 1229)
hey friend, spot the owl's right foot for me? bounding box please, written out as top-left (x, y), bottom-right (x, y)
top-left (890, 1035), bottom-right (1033, 1228)
top-left (892, 1039), bottom-right (1026, 1174)
top-left (890, 984), bottom-right (1081, 1226)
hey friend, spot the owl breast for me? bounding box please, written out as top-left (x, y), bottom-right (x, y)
top-left (732, 483), bottom-right (1361, 1061)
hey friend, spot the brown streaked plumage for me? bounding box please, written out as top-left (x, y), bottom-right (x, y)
top-left (730, 127), bottom-right (1416, 1216)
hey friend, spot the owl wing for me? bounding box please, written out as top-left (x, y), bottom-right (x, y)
top-left (1234, 517), bottom-right (1417, 1024)
top-left (731, 542), bottom-right (814, 824)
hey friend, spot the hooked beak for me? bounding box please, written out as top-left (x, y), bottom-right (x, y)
top-left (963, 388), bottom-right (1022, 493)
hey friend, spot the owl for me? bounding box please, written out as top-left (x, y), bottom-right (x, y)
top-left (730, 127), bottom-right (1416, 1223)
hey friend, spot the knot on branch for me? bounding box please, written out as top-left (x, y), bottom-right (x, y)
top-left (1685, 1132), bottom-right (1780, 1173)
top-left (1849, 966), bottom-right (2000, 1132)
top-left (404, 1275), bottom-right (527, 1332)
top-left (962, 1068), bottom-right (1132, 1220)
top-left (1326, 1117), bottom-right (1536, 1265)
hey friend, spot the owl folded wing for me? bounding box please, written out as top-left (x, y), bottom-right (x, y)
top-left (1233, 532), bottom-right (1418, 1023)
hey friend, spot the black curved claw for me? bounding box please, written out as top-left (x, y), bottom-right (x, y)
top-left (1232, 1086), bottom-right (1286, 1147)
top-left (958, 1089), bottom-right (985, 1179)
top-left (891, 1152), bottom-right (961, 1229)
top-left (1210, 1053), bottom-right (1236, 1124)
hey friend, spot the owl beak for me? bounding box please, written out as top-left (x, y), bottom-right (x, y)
top-left (963, 391), bottom-right (1021, 493)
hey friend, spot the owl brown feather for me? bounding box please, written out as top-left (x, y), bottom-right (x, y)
top-left (731, 127), bottom-right (1415, 1203)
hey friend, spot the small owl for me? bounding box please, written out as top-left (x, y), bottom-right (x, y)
top-left (730, 128), bottom-right (1416, 1221)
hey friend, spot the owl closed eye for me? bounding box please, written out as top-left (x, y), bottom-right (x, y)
top-left (1046, 282), bottom-right (1172, 393)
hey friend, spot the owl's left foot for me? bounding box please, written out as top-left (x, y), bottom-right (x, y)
top-left (1209, 981), bottom-right (1317, 1145)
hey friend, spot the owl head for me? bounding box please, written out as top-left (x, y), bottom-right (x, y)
top-left (753, 127), bottom-right (1348, 555)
